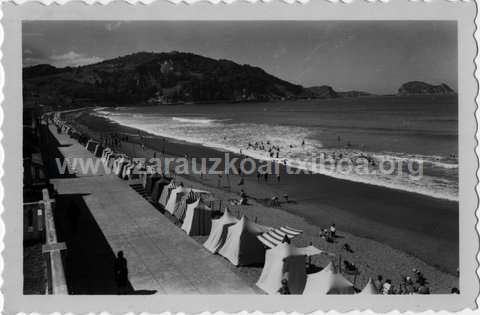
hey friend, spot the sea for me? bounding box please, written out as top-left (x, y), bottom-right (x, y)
top-left (93, 95), bottom-right (458, 201)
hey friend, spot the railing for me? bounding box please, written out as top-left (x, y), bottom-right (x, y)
top-left (41, 188), bottom-right (68, 294)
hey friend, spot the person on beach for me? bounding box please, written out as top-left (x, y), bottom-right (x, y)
top-left (114, 251), bottom-right (129, 294)
top-left (374, 275), bottom-right (384, 293)
top-left (412, 268), bottom-right (426, 285)
top-left (278, 279), bottom-right (291, 295)
top-left (329, 223), bottom-right (336, 238)
top-left (404, 276), bottom-right (415, 294)
top-left (382, 279), bottom-right (393, 295)
top-left (239, 189), bottom-right (248, 205)
top-left (271, 196), bottom-right (280, 207)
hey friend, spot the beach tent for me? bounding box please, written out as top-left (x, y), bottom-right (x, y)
top-left (159, 181), bottom-right (177, 207)
top-left (302, 262), bottom-right (355, 295)
top-left (165, 185), bottom-right (189, 214)
top-left (173, 189), bottom-right (211, 221)
top-left (217, 216), bottom-right (270, 266)
top-left (204, 208), bottom-right (239, 253)
top-left (126, 162), bottom-right (140, 180)
top-left (104, 149), bottom-right (113, 163)
top-left (101, 148), bottom-right (111, 162)
top-left (256, 243), bottom-right (326, 294)
top-left (145, 173), bottom-right (163, 195)
top-left (86, 140), bottom-right (98, 153)
top-left (94, 144), bottom-right (104, 157)
top-left (150, 177), bottom-right (171, 204)
top-left (257, 226), bottom-right (304, 249)
top-left (112, 157), bottom-right (124, 175)
top-left (181, 197), bottom-right (213, 236)
top-left (117, 159), bottom-right (130, 178)
top-left (107, 154), bottom-right (118, 169)
top-left (359, 278), bottom-right (378, 295)
top-left (121, 161), bottom-right (133, 179)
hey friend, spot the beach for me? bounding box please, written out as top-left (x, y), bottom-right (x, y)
top-left (62, 108), bottom-right (459, 293)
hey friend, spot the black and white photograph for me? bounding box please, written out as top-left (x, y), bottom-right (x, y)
top-left (3, 0), bottom-right (478, 313)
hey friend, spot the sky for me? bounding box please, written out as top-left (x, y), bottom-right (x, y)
top-left (22, 21), bottom-right (457, 94)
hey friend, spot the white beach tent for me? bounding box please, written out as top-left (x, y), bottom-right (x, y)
top-left (203, 208), bottom-right (239, 253)
top-left (159, 181), bottom-right (177, 207)
top-left (302, 262), bottom-right (355, 295)
top-left (113, 156), bottom-right (127, 176)
top-left (359, 278), bottom-right (378, 295)
top-left (256, 243), bottom-right (326, 294)
top-left (217, 216), bottom-right (270, 266)
top-left (165, 185), bottom-right (189, 214)
top-left (181, 197), bottom-right (213, 236)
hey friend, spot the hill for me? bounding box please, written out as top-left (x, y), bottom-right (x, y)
top-left (303, 85), bottom-right (338, 98)
top-left (23, 51), bottom-right (305, 107)
top-left (398, 81), bottom-right (456, 95)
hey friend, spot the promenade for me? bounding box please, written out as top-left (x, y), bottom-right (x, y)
top-left (48, 126), bottom-right (255, 294)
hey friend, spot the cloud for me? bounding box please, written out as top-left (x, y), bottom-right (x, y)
top-left (23, 49), bottom-right (33, 55)
top-left (49, 51), bottom-right (103, 67)
top-left (105, 21), bottom-right (122, 32)
top-left (23, 57), bottom-right (46, 67)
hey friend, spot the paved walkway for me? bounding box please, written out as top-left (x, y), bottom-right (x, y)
top-left (49, 126), bottom-right (255, 294)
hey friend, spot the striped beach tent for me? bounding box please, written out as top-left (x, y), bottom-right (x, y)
top-left (165, 186), bottom-right (189, 214)
top-left (204, 208), bottom-right (239, 253)
top-left (181, 197), bottom-right (213, 236)
top-left (150, 176), bottom-right (171, 204)
top-left (159, 181), bottom-right (177, 207)
top-left (217, 216), bottom-right (270, 266)
top-left (173, 189), bottom-right (210, 221)
top-left (257, 226), bottom-right (303, 249)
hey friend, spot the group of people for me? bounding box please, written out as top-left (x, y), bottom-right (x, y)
top-left (246, 139), bottom-right (307, 160)
top-left (246, 141), bottom-right (283, 159)
top-left (374, 269), bottom-right (431, 295)
top-left (319, 223), bottom-right (337, 242)
top-left (255, 170), bottom-right (281, 184)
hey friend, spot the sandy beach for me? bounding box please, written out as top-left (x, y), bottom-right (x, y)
top-left (60, 109), bottom-right (459, 293)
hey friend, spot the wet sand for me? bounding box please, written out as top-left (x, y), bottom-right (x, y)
top-left (68, 110), bottom-right (459, 277)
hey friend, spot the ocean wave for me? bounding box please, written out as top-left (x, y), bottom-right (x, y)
top-left (171, 117), bottom-right (230, 124)
top-left (96, 112), bottom-right (458, 202)
top-left (372, 153), bottom-right (458, 170)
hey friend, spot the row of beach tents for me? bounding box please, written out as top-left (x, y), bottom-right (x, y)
top-left (51, 115), bottom-right (379, 295)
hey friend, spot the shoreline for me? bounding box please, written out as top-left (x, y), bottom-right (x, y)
top-left (89, 105), bottom-right (458, 203)
top-left (66, 110), bottom-right (459, 277)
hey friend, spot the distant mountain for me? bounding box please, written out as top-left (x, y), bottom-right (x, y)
top-left (304, 85), bottom-right (338, 98)
top-left (398, 81), bottom-right (456, 95)
top-left (23, 51), bottom-right (305, 107)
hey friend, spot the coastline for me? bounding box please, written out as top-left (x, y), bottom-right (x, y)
top-left (66, 109), bottom-right (458, 281)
